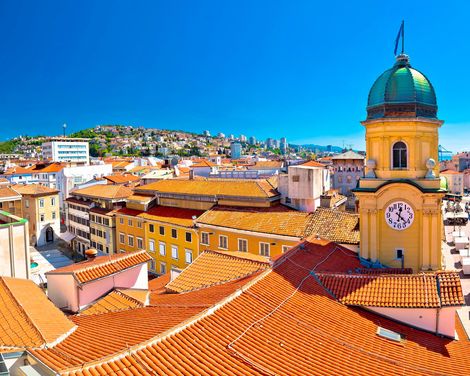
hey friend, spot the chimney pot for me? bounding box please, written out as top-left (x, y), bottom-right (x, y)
top-left (85, 248), bottom-right (98, 260)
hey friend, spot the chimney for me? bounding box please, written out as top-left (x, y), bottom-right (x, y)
top-left (84, 248), bottom-right (98, 260)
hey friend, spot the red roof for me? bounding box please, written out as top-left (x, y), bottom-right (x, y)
top-left (46, 250), bottom-right (151, 284)
top-left (48, 240), bottom-right (470, 376)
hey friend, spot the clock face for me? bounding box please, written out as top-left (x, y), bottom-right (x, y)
top-left (385, 201), bottom-right (414, 231)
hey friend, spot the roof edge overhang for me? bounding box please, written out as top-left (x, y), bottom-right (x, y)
top-left (353, 179), bottom-right (447, 194)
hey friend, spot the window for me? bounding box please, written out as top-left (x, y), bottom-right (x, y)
top-left (396, 249), bottom-right (404, 259)
top-left (119, 233), bottom-right (125, 244)
top-left (128, 235), bottom-right (134, 247)
top-left (149, 224), bottom-right (155, 233)
top-left (185, 250), bottom-right (193, 264)
top-left (120, 217), bottom-right (124, 225)
top-left (282, 245), bottom-right (291, 253)
top-left (159, 242), bottom-right (166, 256)
top-left (346, 176), bottom-right (352, 184)
top-left (238, 238), bottom-right (248, 252)
top-left (39, 199), bottom-right (44, 208)
top-left (377, 327), bottom-right (402, 342)
top-left (201, 232), bottom-right (210, 245)
top-left (52, 211), bottom-right (56, 220)
top-left (137, 221), bottom-right (142, 228)
top-left (160, 262), bottom-right (167, 275)
top-left (292, 175), bottom-right (300, 182)
top-left (219, 235), bottom-right (228, 249)
top-left (51, 197), bottom-right (56, 206)
top-left (171, 228), bottom-right (177, 238)
top-left (185, 232), bottom-right (192, 242)
top-left (171, 245), bottom-right (178, 259)
top-left (149, 259), bottom-right (156, 271)
top-left (392, 141), bottom-right (407, 169)
top-left (338, 176), bottom-right (343, 183)
top-left (128, 219), bottom-right (133, 227)
top-left (260, 242), bottom-right (270, 256)
top-left (159, 226), bottom-right (165, 235)
top-left (137, 237), bottom-right (143, 249)
top-left (25, 199), bottom-right (29, 208)
top-left (40, 214), bottom-right (45, 222)
top-left (149, 239), bottom-right (155, 252)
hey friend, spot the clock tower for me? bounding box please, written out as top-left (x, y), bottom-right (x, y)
top-left (354, 53), bottom-right (445, 272)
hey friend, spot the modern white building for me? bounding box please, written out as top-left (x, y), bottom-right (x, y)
top-left (441, 169), bottom-right (464, 195)
top-left (42, 138), bottom-right (90, 164)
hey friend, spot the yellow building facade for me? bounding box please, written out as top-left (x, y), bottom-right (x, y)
top-left (354, 54), bottom-right (444, 272)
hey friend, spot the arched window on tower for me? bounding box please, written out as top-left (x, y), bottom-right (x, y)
top-left (392, 141), bottom-right (407, 169)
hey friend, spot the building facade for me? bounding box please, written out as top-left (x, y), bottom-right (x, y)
top-left (42, 138), bottom-right (90, 164)
top-left (0, 211), bottom-right (30, 278)
top-left (354, 53), bottom-right (444, 272)
top-left (331, 150), bottom-right (365, 196)
top-left (14, 184), bottom-right (60, 247)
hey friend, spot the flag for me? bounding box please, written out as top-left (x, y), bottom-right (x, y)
top-left (394, 21), bottom-right (404, 55)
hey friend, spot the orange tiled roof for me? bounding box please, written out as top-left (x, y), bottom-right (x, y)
top-left (13, 184), bottom-right (59, 196)
top-left (316, 271), bottom-right (464, 308)
top-left (136, 178), bottom-right (279, 198)
top-left (138, 206), bottom-right (204, 227)
top-left (46, 250), bottom-right (152, 284)
top-left (29, 162), bottom-right (65, 173)
top-left (79, 289), bottom-right (148, 316)
top-left (2, 166), bottom-right (32, 175)
top-left (165, 250), bottom-right (270, 293)
top-left (308, 208), bottom-right (360, 244)
top-left (104, 174), bottom-right (140, 184)
top-left (0, 277), bottom-right (75, 351)
top-left (71, 184), bottom-right (133, 200)
top-left (197, 205), bottom-right (315, 238)
top-left (51, 241), bottom-right (470, 376)
top-left (0, 186), bottom-right (21, 200)
top-left (300, 160), bottom-right (325, 167)
top-left (192, 160), bottom-right (215, 168)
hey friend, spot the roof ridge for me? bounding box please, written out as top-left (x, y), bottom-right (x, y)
top-left (0, 277), bottom-right (47, 346)
top-left (116, 289), bottom-right (147, 306)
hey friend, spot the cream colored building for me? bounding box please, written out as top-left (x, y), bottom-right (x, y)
top-left (0, 210), bottom-right (30, 278)
top-left (441, 170), bottom-right (464, 195)
top-left (14, 184), bottom-right (60, 246)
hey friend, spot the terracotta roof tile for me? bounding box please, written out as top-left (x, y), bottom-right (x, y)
top-left (13, 184), bottom-right (59, 196)
top-left (29, 163), bottom-right (65, 173)
top-left (28, 242), bottom-right (470, 376)
top-left (0, 277), bottom-right (75, 351)
top-left (197, 205), bottom-right (314, 237)
top-left (316, 272), bottom-right (464, 308)
top-left (307, 208), bottom-right (360, 244)
top-left (0, 186), bottom-right (21, 200)
top-left (71, 184), bottom-right (133, 200)
top-left (46, 250), bottom-right (152, 284)
top-left (79, 289), bottom-right (148, 316)
top-left (136, 178), bottom-right (279, 198)
top-left (104, 174), bottom-right (140, 184)
top-left (356, 267), bottom-right (413, 275)
top-left (165, 250), bottom-right (270, 293)
top-left (299, 160), bottom-right (325, 167)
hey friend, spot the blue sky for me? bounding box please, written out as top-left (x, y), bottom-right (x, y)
top-left (1, 1), bottom-right (469, 151)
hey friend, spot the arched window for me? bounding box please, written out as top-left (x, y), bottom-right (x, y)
top-left (392, 141), bottom-right (407, 169)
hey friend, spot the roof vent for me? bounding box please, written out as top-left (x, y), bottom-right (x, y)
top-left (84, 248), bottom-right (98, 260)
top-left (377, 327), bottom-right (402, 342)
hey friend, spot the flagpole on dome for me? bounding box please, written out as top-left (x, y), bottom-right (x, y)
top-left (394, 20), bottom-right (408, 66)
top-left (401, 20), bottom-right (405, 54)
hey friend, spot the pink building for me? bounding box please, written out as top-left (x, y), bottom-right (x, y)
top-left (46, 249), bottom-right (151, 313)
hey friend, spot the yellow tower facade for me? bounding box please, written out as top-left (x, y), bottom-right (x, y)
top-left (354, 54), bottom-right (445, 272)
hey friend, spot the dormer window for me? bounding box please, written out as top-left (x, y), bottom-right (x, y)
top-left (392, 141), bottom-right (407, 169)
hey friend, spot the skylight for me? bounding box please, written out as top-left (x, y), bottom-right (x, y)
top-left (376, 327), bottom-right (402, 342)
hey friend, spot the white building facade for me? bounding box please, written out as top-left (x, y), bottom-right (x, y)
top-left (42, 138), bottom-right (90, 164)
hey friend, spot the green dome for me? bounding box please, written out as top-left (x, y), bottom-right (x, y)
top-left (366, 55), bottom-right (438, 119)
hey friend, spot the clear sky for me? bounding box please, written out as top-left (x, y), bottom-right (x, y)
top-left (1, 1), bottom-right (469, 151)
